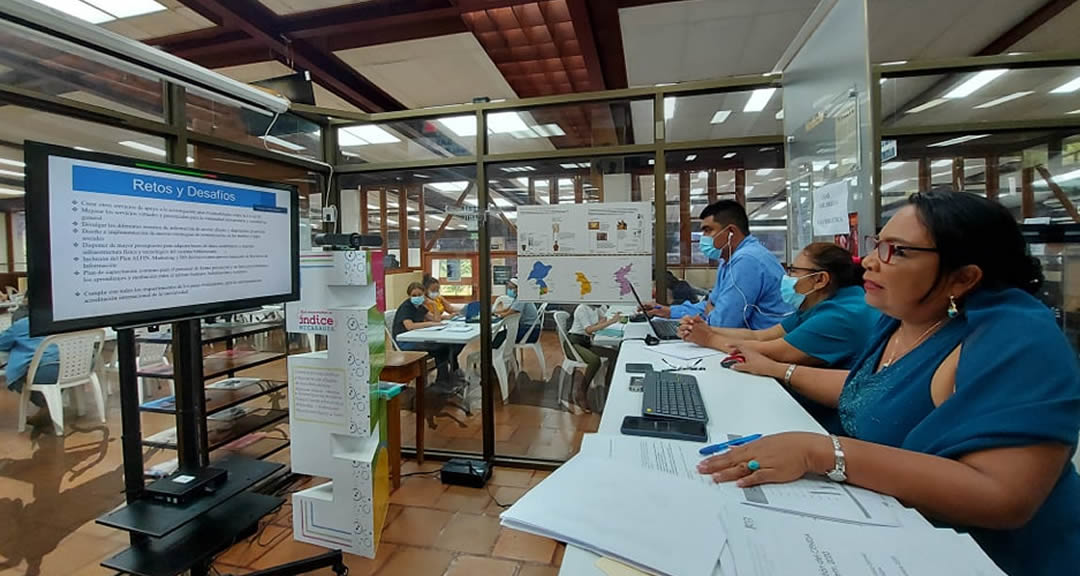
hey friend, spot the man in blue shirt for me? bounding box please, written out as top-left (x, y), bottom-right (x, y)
top-left (1, 306), bottom-right (60, 427)
top-left (646, 200), bottom-right (791, 329)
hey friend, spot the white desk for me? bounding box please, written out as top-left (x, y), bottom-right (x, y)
top-left (557, 337), bottom-right (828, 576)
top-left (395, 320), bottom-right (489, 345)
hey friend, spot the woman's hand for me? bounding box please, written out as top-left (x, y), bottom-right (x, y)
top-left (729, 344), bottom-right (785, 379)
top-left (679, 317), bottom-right (716, 348)
top-left (697, 432), bottom-right (832, 487)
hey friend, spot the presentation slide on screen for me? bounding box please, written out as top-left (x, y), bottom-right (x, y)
top-left (47, 156), bottom-right (293, 322)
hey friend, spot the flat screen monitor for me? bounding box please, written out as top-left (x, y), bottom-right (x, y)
top-left (25, 142), bottom-right (300, 336)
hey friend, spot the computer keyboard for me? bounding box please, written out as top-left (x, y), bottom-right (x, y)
top-left (651, 319), bottom-right (680, 339)
top-left (642, 372), bottom-right (708, 423)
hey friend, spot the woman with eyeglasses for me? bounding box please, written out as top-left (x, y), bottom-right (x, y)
top-left (679, 242), bottom-right (879, 371)
top-left (699, 191), bottom-right (1079, 576)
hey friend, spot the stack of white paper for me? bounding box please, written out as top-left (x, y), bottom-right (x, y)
top-left (500, 454), bottom-right (728, 575)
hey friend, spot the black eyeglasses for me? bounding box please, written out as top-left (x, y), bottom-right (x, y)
top-left (784, 265), bottom-right (825, 275)
top-left (865, 235), bottom-right (938, 264)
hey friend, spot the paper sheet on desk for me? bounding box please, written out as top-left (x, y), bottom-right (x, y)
top-left (721, 506), bottom-right (1006, 576)
top-left (644, 341), bottom-right (725, 361)
top-left (579, 434), bottom-right (902, 527)
top-left (500, 454), bottom-right (726, 576)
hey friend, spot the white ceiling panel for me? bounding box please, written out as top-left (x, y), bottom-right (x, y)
top-left (334, 33), bottom-right (517, 109)
top-left (214, 61), bottom-right (294, 84)
top-left (257, 0), bottom-right (373, 16)
top-left (620, 0), bottom-right (819, 86)
top-left (101, 0), bottom-right (215, 40)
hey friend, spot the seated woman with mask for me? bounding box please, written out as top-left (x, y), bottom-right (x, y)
top-left (392, 282), bottom-right (454, 384)
top-left (495, 278), bottom-right (540, 344)
top-left (699, 191), bottom-right (1079, 576)
top-left (679, 242), bottom-right (879, 369)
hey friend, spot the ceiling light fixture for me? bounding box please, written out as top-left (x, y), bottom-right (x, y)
top-left (338, 125), bottom-right (400, 146)
top-left (880, 60), bottom-right (908, 66)
top-left (973, 91), bottom-right (1033, 109)
top-left (906, 98), bottom-right (948, 114)
top-left (531, 124), bottom-right (566, 137)
top-left (488, 112), bottom-right (530, 134)
top-left (430, 181), bottom-right (470, 193)
top-left (648, 159), bottom-right (655, 165)
top-left (0, 169), bottom-right (24, 179)
top-left (744, 88), bottom-right (777, 112)
top-left (0, 159), bottom-right (25, 168)
top-left (437, 116), bottom-right (477, 137)
top-left (1067, 109), bottom-right (1080, 115)
top-left (119, 140), bottom-right (166, 157)
top-left (772, 200), bottom-right (786, 210)
top-left (33, 0), bottom-right (112, 23)
top-left (723, 152), bottom-right (737, 159)
top-left (413, 174), bottom-right (430, 179)
top-left (1052, 76), bottom-right (1080, 94)
top-left (756, 168), bottom-right (773, 176)
top-left (685, 154), bottom-right (697, 162)
top-left (944, 69), bottom-right (1007, 99)
top-left (88, 0), bottom-right (166, 18)
top-left (927, 134), bottom-right (990, 147)
top-left (710, 110), bottom-right (732, 124)
top-left (664, 97), bottom-right (677, 120)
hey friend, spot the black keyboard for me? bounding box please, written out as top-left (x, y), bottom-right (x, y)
top-left (650, 319), bottom-right (681, 340)
top-left (642, 372), bottom-right (708, 423)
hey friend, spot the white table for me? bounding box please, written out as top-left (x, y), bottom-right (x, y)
top-left (557, 334), bottom-right (831, 576)
top-left (395, 320), bottom-right (487, 345)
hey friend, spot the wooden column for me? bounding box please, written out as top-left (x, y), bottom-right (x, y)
top-left (707, 169), bottom-right (718, 203)
top-left (918, 158), bottom-right (931, 193)
top-left (679, 171), bottom-right (691, 266)
top-left (734, 168), bottom-right (746, 207)
top-left (5, 212), bottom-right (13, 273)
top-left (985, 155), bottom-right (999, 201)
top-left (398, 189), bottom-right (409, 269)
top-left (418, 187), bottom-right (426, 256)
top-left (952, 158), bottom-right (965, 192)
top-left (631, 173), bottom-right (641, 201)
top-left (574, 175), bottom-right (583, 203)
top-left (379, 189), bottom-right (388, 256)
top-left (528, 177), bottom-right (537, 204)
top-left (1022, 167), bottom-right (1035, 219)
top-left (359, 188), bottom-right (369, 234)
top-left (549, 177), bottom-right (558, 205)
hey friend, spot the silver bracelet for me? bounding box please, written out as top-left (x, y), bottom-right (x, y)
top-left (783, 363), bottom-right (797, 388)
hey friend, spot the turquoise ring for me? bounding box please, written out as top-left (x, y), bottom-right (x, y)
top-left (747, 459), bottom-right (760, 472)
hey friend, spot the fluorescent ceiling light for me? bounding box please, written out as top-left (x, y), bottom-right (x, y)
top-left (756, 168), bottom-right (773, 176)
top-left (488, 112), bottom-right (530, 134)
top-left (513, 177), bottom-right (530, 187)
top-left (685, 155), bottom-right (697, 162)
top-left (413, 173), bottom-right (430, 179)
top-left (260, 135), bottom-right (305, 151)
top-left (932, 171), bottom-right (951, 179)
top-left (723, 152), bottom-right (737, 159)
top-left (931, 159), bottom-right (953, 168)
top-left (1068, 109), bottom-right (1080, 115)
top-left (974, 91), bottom-right (1033, 109)
top-left (430, 181), bottom-right (470, 193)
top-left (710, 110), bottom-right (732, 124)
top-left (664, 97), bottom-right (677, 120)
top-left (927, 134), bottom-right (990, 147)
top-left (944, 69), bottom-right (1007, 99)
top-left (744, 88), bottom-right (776, 112)
top-left (648, 159), bottom-right (655, 165)
top-left (771, 200), bottom-right (786, 210)
top-left (881, 179), bottom-right (910, 191)
top-left (881, 60), bottom-right (908, 66)
top-left (88, 0), bottom-right (166, 18)
top-left (0, 159), bottom-right (24, 168)
top-left (407, 215), bottom-right (419, 222)
top-left (906, 98), bottom-right (948, 114)
top-left (531, 124), bottom-right (565, 137)
top-left (339, 125), bottom-right (400, 146)
top-left (770, 176), bottom-right (784, 182)
top-left (0, 186), bottom-right (23, 197)
top-left (119, 140), bottom-right (165, 156)
top-left (560, 163), bottom-right (579, 169)
top-left (493, 198), bottom-right (513, 207)
top-left (882, 162), bottom-right (906, 171)
top-left (33, 0), bottom-right (112, 23)
top-left (74, 146), bottom-right (94, 152)
top-left (438, 116), bottom-right (477, 137)
top-left (1052, 76), bottom-right (1080, 94)
top-left (0, 169), bottom-right (24, 179)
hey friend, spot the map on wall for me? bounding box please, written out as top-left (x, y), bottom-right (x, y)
top-left (516, 202), bottom-right (652, 303)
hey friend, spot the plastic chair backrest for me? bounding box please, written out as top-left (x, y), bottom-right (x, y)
top-left (517, 302), bottom-right (547, 344)
top-left (34, 329), bottom-right (104, 385)
top-left (384, 308), bottom-right (400, 350)
top-left (139, 342), bottom-right (169, 365)
top-left (463, 301), bottom-right (481, 320)
top-left (553, 310), bottom-right (585, 364)
top-left (495, 314), bottom-right (520, 359)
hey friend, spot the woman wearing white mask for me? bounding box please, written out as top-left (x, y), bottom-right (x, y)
top-left (680, 242), bottom-right (879, 370)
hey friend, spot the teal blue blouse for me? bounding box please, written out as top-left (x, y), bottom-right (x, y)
top-left (780, 285), bottom-right (881, 369)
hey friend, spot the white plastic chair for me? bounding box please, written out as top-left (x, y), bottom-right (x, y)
top-left (553, 310), bottom-right (607, 412)
top-left (464, 316), bottom-right (517, 402)
top-left (136, 342), bottom-right (173, 404)
top-left (17, 329), bottom-right (106, 436)
top-left (514, 302), bottom-right (548, 378)
top-left (384, 308), bottom-right (400, 352)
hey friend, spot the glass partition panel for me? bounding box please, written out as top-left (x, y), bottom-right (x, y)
top-left (187, 91), bottom-right (322, 160)
top-left (486, 154), bottom-right (652, 462)
top-left (666, 89), bottom-right (783, 142)
top-left (487, 98), bottom-right (654, 155)
top-left (0, 104), bottom-right (170, 162)
top-left (337, 116), bottom-right (478, 164)
top-left (881, 65), bottom-right (1080, 131)
top-left (0, 21), bottom-right (164, 120)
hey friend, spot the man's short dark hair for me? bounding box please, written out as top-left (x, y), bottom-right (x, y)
top-left (699, 200), bottom-right (749, 235)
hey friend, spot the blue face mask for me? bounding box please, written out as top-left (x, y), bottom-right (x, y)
top-left (507, 288), bottom-right (517, 299)
top-left (410, 295), bottom-right (425, 307)
top-left (699, 234), bottom-right (725, 262)
top-left (780, 273), bottom-right (820, 309)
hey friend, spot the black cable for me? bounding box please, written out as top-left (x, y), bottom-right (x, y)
top-left (486, 486), bottom-right (512, 508)
top-left (400, 469), bottom-right (441, 479)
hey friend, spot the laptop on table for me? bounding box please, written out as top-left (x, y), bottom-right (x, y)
top-left (627, 284), bottom-right (680, 341)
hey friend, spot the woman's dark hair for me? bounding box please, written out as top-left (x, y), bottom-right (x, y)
top-left (406, 281), bottom-right (424, 295)
top-left (802, 242), bottom-right (863, 291)
top-left (908, 189), bottom-right (1042, 295)
top-left (422, 274), bottom-right (439, 289)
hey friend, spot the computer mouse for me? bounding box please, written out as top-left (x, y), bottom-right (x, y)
top-left (721, 355), bottom-right (744, 369)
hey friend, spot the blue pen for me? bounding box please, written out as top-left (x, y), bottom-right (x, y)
top-left (698, 434), bottom-right (763, 455)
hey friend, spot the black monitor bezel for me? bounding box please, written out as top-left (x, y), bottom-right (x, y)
top-left (25, 141), bottom-right (301, 336)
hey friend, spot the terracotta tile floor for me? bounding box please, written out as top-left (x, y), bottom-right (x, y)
top-left (212, 459), bottom-right (566, 576)
top-left (0, 331), bottom-right (594, 575)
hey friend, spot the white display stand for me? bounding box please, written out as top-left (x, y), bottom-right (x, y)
top-left (285, 250), bottom-right (389, 557)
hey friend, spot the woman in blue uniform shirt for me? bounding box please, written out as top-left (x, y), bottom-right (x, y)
top-left (680, 242), bottom-right (879, 370)
top-left (701, 191), bottom-right (1080, 576)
